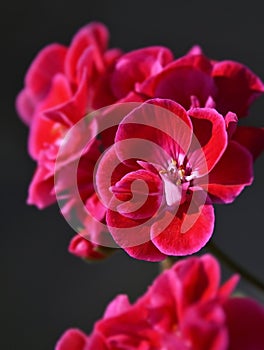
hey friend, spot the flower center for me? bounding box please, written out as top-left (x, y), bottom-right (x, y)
top-left (158, 159), bottom-right (195, 207)
top-left (159, 159), bottom-right (193, 185)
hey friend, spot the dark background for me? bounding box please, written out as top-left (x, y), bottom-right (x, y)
top-left (1, 1), bottom-right (264, 349)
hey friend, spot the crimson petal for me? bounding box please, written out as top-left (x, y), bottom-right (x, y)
top-left (140, 54), bottom-right (216, 110)
top-left (111, 46), bottom-right (173, 99)
top-left (151, 195), bottom-right (214, 256)
top-left (188, 108), bottom-right (227, 176)
top-left (115, 99), bottom-right (193, 167)
top-left (224, 297), bottom-right (264, 350)
top-left (212, 60), bottom-right (264, 117)
top-left (199, 140), bottom-right (253, 204)
top-left (232, 126), bottom-right (264, 160)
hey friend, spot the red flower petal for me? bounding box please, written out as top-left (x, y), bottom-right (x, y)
top-left (111, 169), bottom-right (162, 220)
top-left (16, 43), bottom-right (67, 125)
top-left (232, 126), bottom-right (264, 160)
top-left (25, 44), bottom-right (67, 101)
top-left (65, 22), bottom-right (109, 82)
top-left (224, 297), bottom-right (264, 350)
top-left (212, 60), bottom-right (264, 117)
top-left (15, 89), bottom-right (35, 125)
top-left (115, 99), bottom-right (193, 167)
top-left (125, 240), bottom-right (166, 262)
top-left (111, 46), bottom-right (173, 99)
top-left (28, 74), bottom-right (72, 159)
top-left (181, 302), bottom-right (228, 350)
top-left (68, 234), bottom-right (106, 260)
top-left (151, 193), bottom-right (214, 255)
top-left (140, 54), bottom-right (216, 110)
top-left (103, 295), bottom-right (131, 319)
top-left (188, 108), bottom-right (227, 176)
top-left (27, 164), bottom-right (56, 209)
top-left (106, 206), bottom-right (166, 261)
top-left (44, 69), bottom-right (89, 125)
top-left (55, 329), bottom-right (88, 350)
top-left (199, 140), bottom-right (253, 203)
top-left (173, 255), bottom-right (221, 310)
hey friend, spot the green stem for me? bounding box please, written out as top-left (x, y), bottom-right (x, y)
top-left (160, 256), bottom-right (181, 272)
top-left (208, 241), bottom-right (264, 294)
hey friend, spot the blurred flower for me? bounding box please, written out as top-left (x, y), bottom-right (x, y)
top-left (55, 254), bottom-right (264, 350)
top-left (69, 235), bottom-right (107, 261)
top-left (16, 22), bottom-right (121, 209)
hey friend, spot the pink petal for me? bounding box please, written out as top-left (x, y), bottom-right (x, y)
top-left (111, 46), bottom-right (173, 99)
top-left (224, 112), bottom-right (238, 139)
top-left (199, 140), bottom-right (253, 203)
top-left (186, 45), bottom-right (203, 56)
top-left (90, 49), bottom-right (123, 109)
top-left (124, 240), bottom-right (166, 261)
top-left (151, 195), bottom-right (215, 255)
top-left (103, 295), bottom-right (131, 319)
top-left (28, 116), bottom-right (62, 161)
top-left (44, 69), bottom-right (89, 125)
top-left (93, 303), bottom-right (161, 349)
top-left (188, 108), bottom-right (227, 176)
top-left (181, 302), bottom-right (228, 350)
top-left (106, 207), bottom-right (166, 261)
top-left (232, 126), bottom-right (264, 160)
top-left (140, 54), bottom-right (216, 110)
top-left (172, 254), bottom-right (221, 311)
top-left (212, 60), bottom-right (264, 117)
top-left (65, 22), bottom-right (109, 82)
top-left (15, 89), bottom-right (35, 125)
top-left (16, 43), bottom-right (67, 125)
top-left (25, 43), bottom-right (67, 101)
top-left (85, 193), bottom-right (106, 222)
top-left (115, 99), bottom-right (193, 167)
top-left (55, 329), bottom-right (88, 350)
top-left (160, 173), bottom-right (183, 206)
top-left (28, 74), bottom-right (72, 159)
top-left (95, 144), bottom-right (136, 210)
top-left (27, 164), bottom-right (56, 209)
top-left (224, 297), bottom-right (264, 350)
top-left (68, 234), bottom-right (106, 260)
top-left (111, 169), bottom-right (162, 220)
top-left (218, 275), bottom-right (239, 299)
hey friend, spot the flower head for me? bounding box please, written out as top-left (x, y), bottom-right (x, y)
top-left (55, 254), bottom-right (264, 350)
top-left (16, 22), bottom-right (264, 261)
top-left (95, 99), bottom-right (253, 260)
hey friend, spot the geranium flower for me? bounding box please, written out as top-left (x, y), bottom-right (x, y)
top-left (55, 254), bottom-right (264, 350)
top-left (97, 44), bottom-right (264, 161)
top-left (15, 22), bottom-right (264, 260)
top-left (105, 44), bottom-right (264, 118)
top-left (16, 22), bottom-right (122, 209)
top-left (95, 99), bottom-right (253, 260)
top-left (15, 22), bottom-right (174, 210)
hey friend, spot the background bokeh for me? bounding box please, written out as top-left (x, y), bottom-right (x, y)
top-left (2, 1), bottom-right (264, 349)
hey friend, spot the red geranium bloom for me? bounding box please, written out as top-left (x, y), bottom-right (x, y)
top-left (96, 99), bottom-right (253, 260)
top-left (16, 22), bottom-right (122, 209)
top-left (16, 23), bottom-right (264, 212)
top-left (55, 255), bottom-right (264, 350)
top-left (16, 23), bottom-right (173, 209)
top-left (16, 22), bottom-right (264, 260)
top-left (98, 44), bottom-right (264, 161)
top-left (107, 44), bottom-right (264, 119)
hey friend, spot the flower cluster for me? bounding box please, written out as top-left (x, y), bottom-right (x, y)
top-left (16, 21), bottom-right (264, 350)
top-left (55, 255), bottom-right (264, 350)
top-left (16, 22), bottom-right (264, 261)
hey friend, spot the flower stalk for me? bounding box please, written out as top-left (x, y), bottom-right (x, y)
top-left (208, 241), bottom-right (264, 294)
